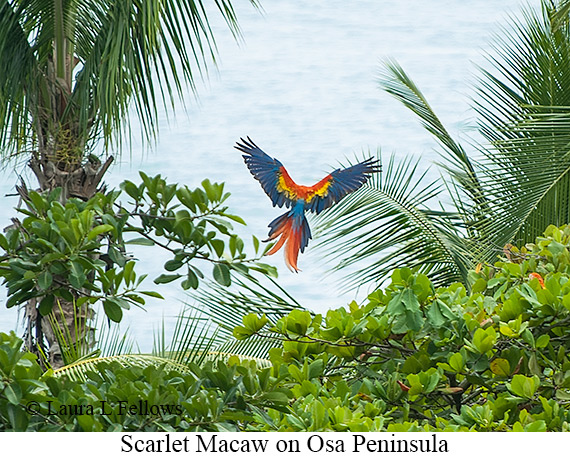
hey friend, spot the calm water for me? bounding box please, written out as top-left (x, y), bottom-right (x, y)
top-left (0, 0), bottom-right (541, 349)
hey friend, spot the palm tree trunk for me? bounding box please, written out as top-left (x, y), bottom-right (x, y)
top-left (29, 153), bottom-right (114, 200)
top-left (19, 155), bottom-right (113, 367)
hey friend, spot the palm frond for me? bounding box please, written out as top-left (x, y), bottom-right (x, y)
top-left (96, 319), bottom-right (137, 357)
top-left (0, 1), bottom-right (46, 158)
top-left (183, 271), bottom-right (303, 360)
top-left (153, 306), bottom-right (222, 366)
top-left (317, 1), bottom-right (570, 293)
top-left (315, 152), bottom-right (470, 291)
top-left (52, 354), bottom-right (189, 381)
top-left (190, 272), bottom-right (303, 334)
top-left (152, 295), bottom-right (282, 365)
top-left (71, 0), bottom-right (246, 148)
top-left (209, 337), bottom-right (274, 367)
top-left (380, 60), bottom-right (487, 220)
top-left (42, 300), bottom-right (136, 368)
top-left (52, 299), bottom-right (274, 381)
top-left (472, 0), bottom-right (570, 252)
top-left (0, 0), bottom-right (261, 158)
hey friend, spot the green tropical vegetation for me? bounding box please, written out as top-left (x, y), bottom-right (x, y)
top-left (0, 0), bottom-right (260, 365)
top-left (316, 0), bottom-right (570, 291)
top-left (0, 173), bottom-right (277, 367)
top-left (3, 224), bottom-right (570, 431)
top-left (3, 0), bottom-right (570, 433)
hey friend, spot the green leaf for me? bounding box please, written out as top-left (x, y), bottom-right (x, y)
top-left (288, 364), bottom-right (303, 383)
top-left (535, 334), bottom-right (550, 348)
top-left (528, 353), bottom-right (541, 376)
top-left (125, 237), bottom-right (155, 246)
top-left (87, 224), bottom-right (114, 240)
top-left (154, 274), bottom-right (182, 284)
top-left (283, 309), bottom-right (312, 336)
top-left (252, 235), bottom-right (260, 253)
top-left (121, 180), bottom-right (141, 199)
top-left (250, 263), bottom-right (278, 278)
top-left (37, 270), bottom-right (53, 290)
top-left (140, 291), bottom-right (164, 299)
top-left (224, 213), bottom-right (246, 225)
top-left (448, 352), bottom-right (465, 373)
top-left (38, 295), bottom-right (55, 316)
top-left (406, 373), bottom-right (423, 396)
top-left (181, 270), bottom-right (199, 290)
top-left (108, 247), bottom-right (127, 267)
top-left (177, 188), bottom-right (196, 212)
top-left (472, 327), bottom-right (497, 354)
top-left (210, 239), bottom-right (225, 257)
top-left (232, 326), bottom-right (253, 340)
top-left (556, 390), bottom-right (570, 401)
top-left (4, 382), bottom-right (22, 404)
top-left (426, 299), bottom-right (456, 327)
top-left (213, 264), bottom-right (231, 287)
top-left (509, 374), bottom-right (539, 399)
top-left (164, 259), bottom-right (184, 272)
top-left (68, 261), bottom-right (86, 289)
top-left (259, 391), bottom-right (290, 404)
top-left (471, 278), bottom-right (487, 293)
top-left (28, 191), bottom-right (47, 213)
top-left (242, 313), bottom-right (269, 333)
top-left (518, 284), bottom-right (542, 308)
top-left (53, 288), bottom-right (74, 302)
top-left (6, 404), bottom-right (28, 431)
top-left (490, 358), bottom-right (510, 377)
top-left (103, 299), bottom-right (123, 323)
top-left (487, 277), bottom-right (504, 288)
top-left (308, 359), bottom-right (324, 379)
top-left (201, 179), bottom-right (217, 202)
top-left (524, 421), bottom-right (547, 432)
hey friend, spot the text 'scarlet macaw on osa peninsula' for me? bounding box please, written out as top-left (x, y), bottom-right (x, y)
top-left (236, 137), bottom-right (380, 272)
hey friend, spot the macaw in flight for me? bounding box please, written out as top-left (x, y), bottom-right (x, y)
top-left (236, 137), bottom-right (380, 272)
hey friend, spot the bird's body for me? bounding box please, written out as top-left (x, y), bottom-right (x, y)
top-left (236, 137), bottom-right (380, 271)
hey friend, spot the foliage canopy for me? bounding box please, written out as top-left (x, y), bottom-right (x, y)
top-left (3, 226), bottom-right (570, 431)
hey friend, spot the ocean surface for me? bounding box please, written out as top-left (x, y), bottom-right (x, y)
top-left (0, 0), bottom-right (541, 350)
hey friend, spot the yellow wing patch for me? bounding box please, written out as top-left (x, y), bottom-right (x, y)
top-left (306, 179), bottom-right (331, 202)
top-left (277, 173), bottom-right (298, 199)
top-left (276, 167), bottom-right (332, 202)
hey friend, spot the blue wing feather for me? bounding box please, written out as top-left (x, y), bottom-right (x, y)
top-left (304, 157), bottom-right (380, 214)
top-left (235, 137), bottom-right (294, 208)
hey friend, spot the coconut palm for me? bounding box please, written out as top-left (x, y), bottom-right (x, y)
top-left (315, 0), bottom-right (570, 291)
top-left (0, 0), bottom-right (259, 365)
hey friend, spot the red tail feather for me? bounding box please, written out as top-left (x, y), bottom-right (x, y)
top-left (285, 227), bottom-right (302, 272)
top-left (266, 218), bottom-right (291, 256)
top-left (265, 217), bottom-right (302, 272)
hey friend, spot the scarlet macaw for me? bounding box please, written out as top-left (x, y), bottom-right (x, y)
top-left (236, 137), bottom-right (380, 272)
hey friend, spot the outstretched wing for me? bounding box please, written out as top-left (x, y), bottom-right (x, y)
top-left (236, 137), bottom-right (297, 208)
top-left (237, 137), bottom-right (380, 213)
top-left (304, 157), bottom-right (380, 214)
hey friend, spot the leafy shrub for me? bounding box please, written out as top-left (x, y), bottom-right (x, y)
top-left (0, 174), bottom-right (276, 368)
top-left (4, 225), bottom-right (570, 431)
top-left (0, 173), bottom-right (274, 323)
top-left (236, 224), bottom-right (570, 431)
top-left (0, 332), bottom-right (289, 431)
